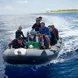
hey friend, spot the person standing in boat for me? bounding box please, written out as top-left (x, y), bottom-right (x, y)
top-left (39, 22), bottom-right (51, 49)
top-left (39, 16), bottom-right (42, 22)
top-left (15, 26), bottom-right (25, 39)
top-left (32, 18), bottom-right (41, 32)
top-left (9, 37), bottom-right (27, 49)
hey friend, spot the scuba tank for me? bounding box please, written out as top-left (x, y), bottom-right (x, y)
top-left (36, 31), bottom-right (39, 42)
top-left (36, 36), bottom-right (39, 42)
top-left (42, 38), bottom-right (44, 47)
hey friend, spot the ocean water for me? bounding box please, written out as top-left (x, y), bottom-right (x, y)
top-left (0, 12), bottom-right (78, 78)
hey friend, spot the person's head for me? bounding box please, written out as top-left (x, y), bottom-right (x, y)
top-left (51, 25), bottom-right (55, 29)
top-left (39, 16), bottom-right (42, 22)
top-left (48, 25), bottom-right (53, 32)
top-left (18, 26), bottom-right (22, 31)
top-left (41, 22), bottom-right (45, 28)
top-left (36, 18), bottom-right (40, 24)
top-left (17, 37), bottom-right (23, 44)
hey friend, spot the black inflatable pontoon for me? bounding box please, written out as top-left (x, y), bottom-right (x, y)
top-left (3, 38), bottom-right (63, 64)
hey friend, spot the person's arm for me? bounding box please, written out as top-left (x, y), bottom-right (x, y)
top-left (41, 34), bottom-right (46, 36)
top-left (47, 28), bottom-right (50, 35)
top-left (32, 24), bottom-right (35, 30)
top-left (15, 31), bottom-right (17, 39)
top-left (39, 28), bottom-right (46, 36)
top-left (55, 29), bottom-right (59, 40)
top-left (46, 28), bottom-right (51, 38)
top-left (55, 29), bottom-right (59, 36)
top-left (21, 31), bottom-right (25, 38)
top-left (39, 28), bottom-right (41, 33)
top-left (8, 41), bottom-right (13, 49)
top-left (22, 41), bottom-right (27, 49)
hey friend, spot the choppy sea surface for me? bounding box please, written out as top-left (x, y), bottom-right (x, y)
top-left (0, 12), bottom-right (78, 78)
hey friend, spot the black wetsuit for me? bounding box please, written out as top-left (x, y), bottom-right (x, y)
top-left (32, 23), bottom-right (41, 31)
top-left (9, 39), bottom-right (26, 49)
top-left (50, 31), bottom-right (57, 46)
top-left (15, 30), bottom-right (25, 38)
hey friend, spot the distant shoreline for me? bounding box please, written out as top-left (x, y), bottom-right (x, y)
top-left (46, 9), bottom-right (78, 13)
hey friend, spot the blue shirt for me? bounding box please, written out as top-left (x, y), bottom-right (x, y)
top-left (39, 26), bottom-right (51, 46)
top-left (39, 26), bottom-right (51, 37)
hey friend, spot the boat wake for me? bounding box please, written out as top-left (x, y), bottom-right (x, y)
top-left (0, 14), bottom-right (78, 68)
top-left (46, 14), bottom-right (78, 64)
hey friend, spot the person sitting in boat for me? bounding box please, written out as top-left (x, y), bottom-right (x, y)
top-left (39, 22), bottom-right (51, 49)
top-left (9, 37), bottom-right (27, 49)
top-left (32, 18), bottom-right (41, 32)
top-left (48, 26), bottom-right (57, 46)
top-left (50, 25), bottom-right (59, 40)
top-left (15, 26), bottom-right (25, 39)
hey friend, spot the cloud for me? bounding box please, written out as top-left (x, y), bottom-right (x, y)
top-left (0, 0), bottom-right (5, 1)
top-left (16, 0), bottom-right (28, 4)
top-left (0, 0), bottom-right (6, 2)
top-left (0, 5), bottom-right (14, 11)
top-left (5, 6), bottom-right (14, 10)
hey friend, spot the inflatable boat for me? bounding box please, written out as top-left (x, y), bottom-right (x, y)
top-left (3, 38), bottom-right (63, 64)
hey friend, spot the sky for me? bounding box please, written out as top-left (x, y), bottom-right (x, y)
top-left (0, 0), bottom-right (78, 15)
